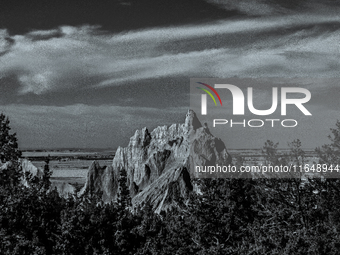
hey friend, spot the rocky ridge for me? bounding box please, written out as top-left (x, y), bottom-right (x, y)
top-left (0, 159), bottom-right (76, 197)
top-left (0, 159), bottom-right (44, 187)
top-left (81, 110), bottom-right (232, 211)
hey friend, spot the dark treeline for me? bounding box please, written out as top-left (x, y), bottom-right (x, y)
top-left (1, 113), bottom-right (340, 254)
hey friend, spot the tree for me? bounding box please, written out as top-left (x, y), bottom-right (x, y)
top-left (0, 113), bottom-right (22, 187)
top-left (0, 113), bottom-right (21, 163)
top-left (316, 120), bottom-right (340, 178)
top-left (118, 168), bottom-right (131, 209)
top-left (42, 156), bottom-right (52, 191)
top-left (262, 140), bottom-right (280, 165)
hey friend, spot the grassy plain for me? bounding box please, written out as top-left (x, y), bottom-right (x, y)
top-left (22, 150), bottom-right (114, 187)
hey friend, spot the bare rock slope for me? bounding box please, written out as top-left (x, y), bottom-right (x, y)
top-left (80, 161), bottom-right (118, 202)
top-left (82, 110), bottom-right (232, 211)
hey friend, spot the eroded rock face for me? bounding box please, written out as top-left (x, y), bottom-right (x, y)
top-left (0, 159), bottom-right (78, 197)
top-left (82, 110), bottom-right (232, 210)
top-left (80, 161), bottom-right (118, 203)
top-left (0, 159), bottom-right (45, 187)
top-left (20, 159), bottom-right (44, 179)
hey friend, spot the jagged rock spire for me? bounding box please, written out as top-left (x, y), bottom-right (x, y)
top-left (81, 109), bottom-right (231, 211)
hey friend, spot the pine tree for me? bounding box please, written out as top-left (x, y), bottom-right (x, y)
top-left (262, 139), bottom-right (280, 166)
top-left (118, 168), bottom-right (131, 209)
top-left (316, 120), bottom-right (340, 178)
top-left (0, 113), bottom-right (22, 187)
top-left (42, 156), bottom-right (52, 191)
top-left (0, 113), bottom-right (21, 163)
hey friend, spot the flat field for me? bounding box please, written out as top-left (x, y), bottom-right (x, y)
top-left (22, 150), bottom-right (114, 186)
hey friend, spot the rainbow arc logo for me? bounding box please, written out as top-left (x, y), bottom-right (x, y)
top-left (196, 82), bottom-right (223, 115)
top-left (196, 82), bottom-right (222, 106)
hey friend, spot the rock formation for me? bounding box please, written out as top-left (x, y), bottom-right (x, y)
top-left (20, 158), bottom-right (44, 179)
top-left (82, 109), bottom-right (232, 211)
top-left (80, 161), bottom-right (118, 202)
top-left (0, 159), bottom-right (44, 187)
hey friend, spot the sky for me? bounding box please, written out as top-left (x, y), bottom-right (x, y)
top-left (0, 0), bottom-right (339, 149)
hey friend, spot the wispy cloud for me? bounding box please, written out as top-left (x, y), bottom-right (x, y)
top-left (0, 14), bottom-right (339, 95)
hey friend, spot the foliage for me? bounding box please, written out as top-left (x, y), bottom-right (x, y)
top-left (0, 113), bottom-right (22, 187)
top-left (42, 157), bottom-right (52, 191)
top-left (0, 113), bottom-right (21, 163)
top-left (262, 140), bottom-right (280, 165)
top-left (2, 114), bottom-right (340, 254)
top-left (118, 168), bottom-right (131, 209)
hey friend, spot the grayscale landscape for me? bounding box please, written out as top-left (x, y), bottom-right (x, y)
top-left (0, 0), bottom-right (339, 254)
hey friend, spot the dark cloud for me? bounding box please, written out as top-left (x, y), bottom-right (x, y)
top-left (0, 0), bottom-right (238, 35)
top-left (206, 0), bottom-right (340, 16)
